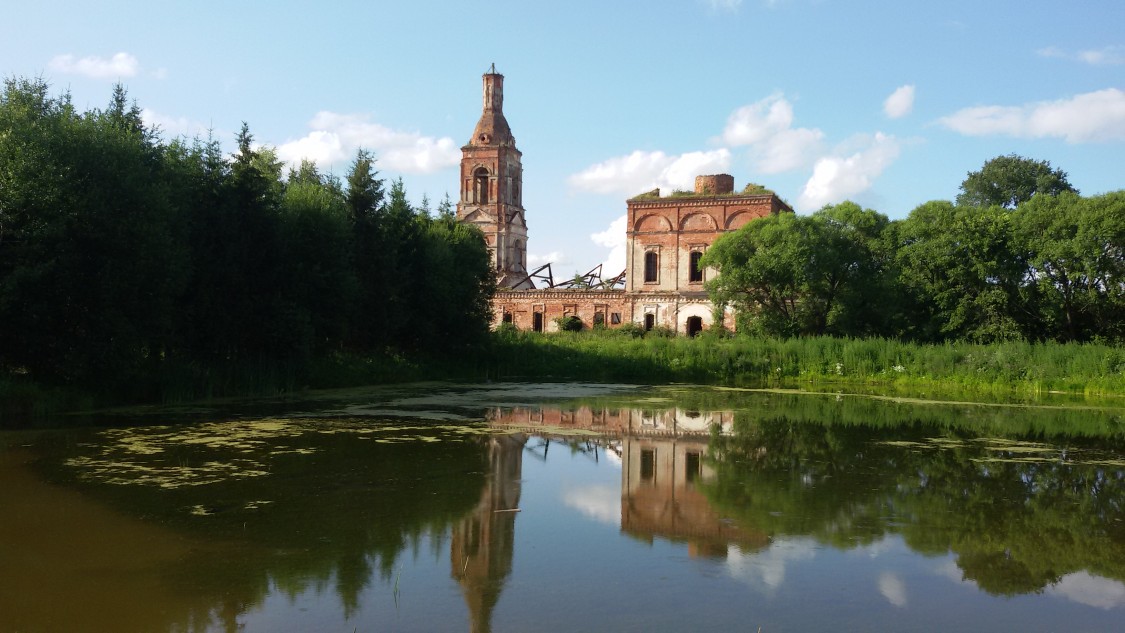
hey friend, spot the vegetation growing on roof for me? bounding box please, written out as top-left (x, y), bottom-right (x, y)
top-left (629, 184), bottom-right (778, 201)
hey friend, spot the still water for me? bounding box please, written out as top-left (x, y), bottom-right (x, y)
top-left (2, 382), bottom-right (1125, 632)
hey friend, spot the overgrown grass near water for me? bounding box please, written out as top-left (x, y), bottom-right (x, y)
top-left (488, 329), bottom-right (1125, 397)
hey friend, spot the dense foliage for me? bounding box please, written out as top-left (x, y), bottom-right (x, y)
top-left (702, 158), bottom-right (1123, 344)
top-left (0, 78), bottom-right (495, 400)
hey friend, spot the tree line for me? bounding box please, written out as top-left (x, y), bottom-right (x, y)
top-left (702, 155), bottom-right (1124, 344)
top-left (0, 78), bottom-right (495, 398)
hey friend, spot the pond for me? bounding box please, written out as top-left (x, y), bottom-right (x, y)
top-left (2, 382), bottom-right (1125, 632)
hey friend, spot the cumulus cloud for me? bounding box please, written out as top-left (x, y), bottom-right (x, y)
top-left (884, 85), bottom-right (915, 119)
top-left (938, 88), bottom-right (1125, 144)
top-left (797, 132), bottom-right (901, 211)
top-left (568, 148), bottom-right (731, 197)
top-left (527, 251), bottom-right (566, 270)
top-left (591, 214), bottom-right (627, 275)
top-left (275, 111), bottom-right (460, 173)
top-left (48, 52), bottom-right (140, 79)
top-left (720, 94), bottom-right (824, 173)
top-left (1038, 45), bottom-right (1125, 66)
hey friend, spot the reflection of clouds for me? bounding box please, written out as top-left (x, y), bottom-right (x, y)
top-left (725, 538), bottom-right (816, 593)
top-left (878, 572), bottom-right (907, 607)
top-left (935, 559), bottom-right (970, 585)
top-left (561, 484), bottom-right (620, 526)
top-left (602, 446), bottom-right (623, 469)
top-left (935, 560), bottom-right (1125, 609)
top-left (860, 536), bottom-right (896, 558)
top-left (1047, 572), bottom-right (1125, 609)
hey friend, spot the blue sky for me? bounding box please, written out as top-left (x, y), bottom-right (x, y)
top-left (4, 0), bottom-right (1123, 274)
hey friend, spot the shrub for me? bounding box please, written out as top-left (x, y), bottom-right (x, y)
top-left (555, 315), bottom-right (584, 332)
top-left (616, 322), bottom-right (646, 338)
top-left (495, 321), bottom-right (519, 337)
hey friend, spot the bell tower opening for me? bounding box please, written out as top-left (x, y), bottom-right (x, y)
top-left (474, 167), bottom-right (490, 204)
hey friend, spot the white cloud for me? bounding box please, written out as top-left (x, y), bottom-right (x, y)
top-left (1038, 45), bottom-right (1125, 66)
top-left (938, 88), bottom-right (1125, 144)
top-left (568, 148), bottom-right (731, 197)
top-left (1047, 571), bottom-right (1125, 609)
top-left (527, 251), bottom-right (568, 270)
top-left (797, 132), bottom-right (901, 211)
top-left (591, 214), bottom-right (627, 275)
top-left (884, 85), bottom-right (915, 119)
top-left (719, 94), bottom-right (824, 173)
top-left (275, 111), bottom-right (460, 174)
top-left (141, 108), bottom-right (214, 140)
top-left (878, 572), bottom-right (908, 607)
top-left (48, 52), bottom-right (139, 79)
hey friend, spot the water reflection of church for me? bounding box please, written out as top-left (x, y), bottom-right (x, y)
top-left (449, 405), bottom-right (766, 631)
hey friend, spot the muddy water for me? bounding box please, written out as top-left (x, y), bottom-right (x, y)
top-left (2, 382), bottom-right (1124, 632)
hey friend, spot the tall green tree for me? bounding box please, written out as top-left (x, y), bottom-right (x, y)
top-left (1014, 191), bottom-right (1125, 342)
top-left (956, 154), bottom-right (1076, 209)
top-left (276, 174), bottom-right (356, 358)
top-left (702, 202), bottom-right (893, 337)
top-left (895, 201), bottom-right (1029, 342)
top-left (0, 79), bottom-right (186, 388)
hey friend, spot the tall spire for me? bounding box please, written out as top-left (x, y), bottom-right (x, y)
top-left (471, 66), bottom-right (512, 146)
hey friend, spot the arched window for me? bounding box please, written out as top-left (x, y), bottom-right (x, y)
top-left (689, 250), bottom-right (704, 283)
top-left (644, 250), bottom-right (658, 283)
top-left (474, 167), bottom-right (490, 204)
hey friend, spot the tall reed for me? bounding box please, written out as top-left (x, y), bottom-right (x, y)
top-left (486, 329), bottom-right (1125, 396)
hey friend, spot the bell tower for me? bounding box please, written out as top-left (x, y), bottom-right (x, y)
top-left (457, 64), bottom-right (531, 289)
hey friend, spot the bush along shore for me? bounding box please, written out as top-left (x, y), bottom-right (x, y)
top-left (486, 327), bottom-right (1125, 398)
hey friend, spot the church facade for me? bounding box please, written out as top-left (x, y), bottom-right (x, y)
top-left (458, 67), bottom-right (793, 335)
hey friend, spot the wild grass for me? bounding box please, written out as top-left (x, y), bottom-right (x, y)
top-left (487, 328), bottom-right (1125, 397)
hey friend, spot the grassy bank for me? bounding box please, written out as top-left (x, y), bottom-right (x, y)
top-left (487, 329), bottom-right (1125, 397)
top-left (6, 330), bottom-right (1122, 427)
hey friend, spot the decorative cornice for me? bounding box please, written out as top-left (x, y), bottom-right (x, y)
top-left (627, 195), bottom-right (776, 209)
top-left (494, 289), bottom-right (712, 302)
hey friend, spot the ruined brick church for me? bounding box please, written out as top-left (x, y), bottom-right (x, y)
top-left (457, 66), bottom-right (793, 335)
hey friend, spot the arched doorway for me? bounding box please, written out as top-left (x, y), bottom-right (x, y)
top-left (686, 316), bottom-right (703, 338)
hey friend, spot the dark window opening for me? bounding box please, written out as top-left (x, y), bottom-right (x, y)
top-left (689, 251), bottom-right (704, 283)
top-left (532, 312), bottom-right (544, 333)
top-left (644, 251), bottom-right (658, 283)
top-left (474, 167), bottom-right (489, 204)
top-left (594, 312), bottom-right (605, 326)
top-left (644, 313), bottom-right (655, 331)
top-left (685, 452), bottom-right (702, 483)
top-left (610, 312), bottom-right (622, 325)
top-left (502, 311), bottom-right (513, 324)
top-left (640, 449), bottom-right (656, 482)
top-left (687, 316), bottom-right (703, 338)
